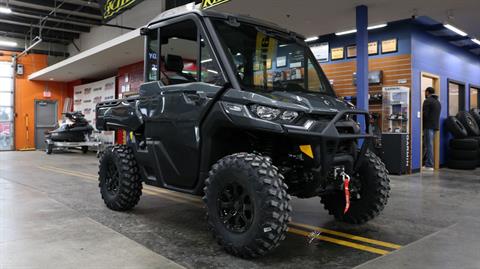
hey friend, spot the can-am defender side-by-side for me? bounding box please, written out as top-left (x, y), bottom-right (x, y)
top-left (45, 111), bottom-right (94, 154)
top-left (95, 7), bottom-right (390, 258)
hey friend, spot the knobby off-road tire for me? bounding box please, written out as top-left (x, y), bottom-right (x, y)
top-left (320, 151), bottom-right (390, 224)
top-left (203, 153), bottom-right (292, 258)
top-left (98, 145), bottom-right (142, 211)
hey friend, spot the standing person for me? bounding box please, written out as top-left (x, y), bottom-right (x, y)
top-left (423, 87), bottom-right (441, 171)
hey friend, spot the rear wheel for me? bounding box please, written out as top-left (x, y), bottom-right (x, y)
top-left (203, 153), bottom-right (291, 258)
top-left (320, 151), bottom-right (390, 224)
top-left (98, 145), bottom-right (142, 211)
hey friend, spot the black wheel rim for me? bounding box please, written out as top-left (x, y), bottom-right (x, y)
top-left (105, 161), bottom-right (120, 196)
top-left (217, 182), bottom-right (254, 233)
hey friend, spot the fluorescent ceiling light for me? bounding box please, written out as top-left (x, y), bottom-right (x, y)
top-left (0, 7), bottom-right (12, 14)
top-left (472, 38), bottom-right (480, 45)
top-left (336, 29), bottom-right (357, 36)
top-left (444, 24), bottom-right (467, 36)
top-left (336, 23), bottom-right (388, 35)
top-left (368, 24), bottom-right (387, 30)
top-left (201, 58), bottom-right (213, 63)
top-left (0, 40), bottom-right (17, 47)
top-left (305, 36), bottom-right (319, 42)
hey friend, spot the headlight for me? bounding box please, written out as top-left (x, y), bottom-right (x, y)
top-left (250, 105), bottom-right (299, 123)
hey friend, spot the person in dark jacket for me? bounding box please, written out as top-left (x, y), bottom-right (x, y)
top-left (423, 87), bottom-right (441, 170)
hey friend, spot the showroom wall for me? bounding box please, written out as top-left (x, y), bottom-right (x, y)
top-left (0, 52), bottom-right (70, 150)
top-left (410, 28), bottom-right (480, 169)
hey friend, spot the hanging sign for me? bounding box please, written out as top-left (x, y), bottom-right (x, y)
top-left (201, 0), bottom-right (231, 9)
top-left (98, 0), bottom-right (143, 21)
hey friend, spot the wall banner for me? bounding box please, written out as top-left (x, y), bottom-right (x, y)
top-left (98, 0), bottom-right (144, 21)
top-left (74, 77), bottom-right (116, 144)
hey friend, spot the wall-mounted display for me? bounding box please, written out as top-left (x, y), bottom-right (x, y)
top-left (310, 42), bottom-right (329, 62)
top-left (276, 56), bottom-right (287, 68)
top-left (347, 45), bottom-right (357, 58)
top-left (331, 47), bottom-right (344, 60)
top-left (368, 41), bottom-right (379, 55)
top-left (381, 38), bottom-right (398, 54)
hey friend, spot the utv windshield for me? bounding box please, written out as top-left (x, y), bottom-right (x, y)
top-left (211, 18), bottom-right (334, 95)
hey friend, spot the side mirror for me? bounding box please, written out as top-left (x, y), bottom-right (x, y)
top-left (140, 27), bottom-right (150, 36)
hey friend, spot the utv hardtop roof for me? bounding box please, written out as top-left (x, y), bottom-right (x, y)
top-left (147, 4), bottom-right (305, 40)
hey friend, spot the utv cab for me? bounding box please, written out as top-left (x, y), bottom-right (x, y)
top-left (96, 5), bottom-right (390, 258)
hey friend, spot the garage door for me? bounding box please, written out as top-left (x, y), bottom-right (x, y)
top-left (0, 62), bottom-right (14, 151)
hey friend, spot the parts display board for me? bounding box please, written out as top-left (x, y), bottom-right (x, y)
top-left (74, 77), bottom-right (116, 144)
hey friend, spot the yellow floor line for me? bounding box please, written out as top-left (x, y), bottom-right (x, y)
top-left (37, 165), bottom-right (398, 255)
top-left (289, 222), bottom-right (402, 250)
top-left (288, 228), bottom-right (390, 255)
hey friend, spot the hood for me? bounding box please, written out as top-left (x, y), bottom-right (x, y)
top-left (252, 91), bottom-right (350, 113)
top-left (429, 94), bottom-right (439, 100)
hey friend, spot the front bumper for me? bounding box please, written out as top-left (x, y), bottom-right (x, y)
top-left (285, 110), bottom-right (373, 177)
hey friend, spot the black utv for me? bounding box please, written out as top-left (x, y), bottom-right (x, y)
top-left (96, 6), bottom-right (390, 258)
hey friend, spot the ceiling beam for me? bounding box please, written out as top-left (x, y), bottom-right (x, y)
top-left (9, 0), bottom-right (103, 20)
top-left (0, 18), bottom-right (83, 35)
top-left (9, 10), bottom-right (99, 28)
top-left (0, 30), bottom-right (70, 44)
top-left (60, 0), bottom-right (100, 8)
top-left (0, 14), bottom-right (91, 32)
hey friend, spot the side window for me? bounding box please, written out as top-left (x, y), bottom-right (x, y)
top-left (146, 29), bottom-right (159, 82)
top-left (200, 36), bottom-right (224, 86)
top-left (160, 20), bottom-right (199, 85)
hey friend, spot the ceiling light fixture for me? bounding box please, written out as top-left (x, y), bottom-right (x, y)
top-left (0, 40), bottom-right (17, 47)
top-left (367, 24), bottom-right (388, 30)
top-left (472, 38), bottom-right (480, 45)
top-left (0, 7), bottom-right (12, 14)
top-left (335, 23), bottom-right (388, 36)
top-left (305, 36), bottom-right (319, 42)
top-left (444, 24), bottom-right (468, 36)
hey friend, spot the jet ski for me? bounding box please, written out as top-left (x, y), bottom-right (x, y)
top-left (46, 111), bottom-right (94, 143)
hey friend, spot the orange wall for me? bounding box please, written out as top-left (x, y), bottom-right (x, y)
top-left (0, 51), bottom-right (70, 150)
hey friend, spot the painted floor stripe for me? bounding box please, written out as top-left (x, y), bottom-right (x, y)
top-left (37, 165), bottom-right (399, 255)
top-left (288, 228), bottom-right (390, 255)
top-left (289, 222), bottom-right (402, 250)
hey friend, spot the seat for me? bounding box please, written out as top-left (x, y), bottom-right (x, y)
top-left (163, 54), bottom-right (197, 85)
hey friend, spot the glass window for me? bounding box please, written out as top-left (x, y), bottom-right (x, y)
top-left (200, 36), bottom-right (224, 86)
top-left (211, 19), bottom-right (333, 95)
top-left (448, 82), bottom-right (465, 116)
top-left (160, 20), bottom-right (198, 86)
top-left (146, 29), bottom-right (159, 82)
top-left (0, 77), bottom-right (13, 92)
top-left (470, 87), bottom-right (479, 109)
top-left (0, 92), bottom-right (12, 106)
top-left (0, 122), bottom-right (13, 150)
top-left (0, 107), bottom-right (13, 121)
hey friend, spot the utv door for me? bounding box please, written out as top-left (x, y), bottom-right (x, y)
top-left (139, 16), bottom-right (226, 189)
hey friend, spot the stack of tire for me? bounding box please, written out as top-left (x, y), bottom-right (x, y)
top-left (445, 109), bottom-right (480, 170)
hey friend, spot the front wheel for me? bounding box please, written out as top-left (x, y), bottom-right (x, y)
top-left (98, 145), bottom-right (142, 211)
top-left (203, 153), bottom-right (291, 258)
top-left (320, 151), bottom-right (390, 224)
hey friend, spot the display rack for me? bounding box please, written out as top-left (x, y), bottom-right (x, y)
top-left (382, 86), bottom-right (410, 133)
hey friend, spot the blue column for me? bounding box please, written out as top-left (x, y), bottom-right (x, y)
top-left (356, 5), bottom-right (369, 112)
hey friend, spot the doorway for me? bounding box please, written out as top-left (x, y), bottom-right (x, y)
top-left (470, 86), bottom-right (479, 109)
top-left (0, 62), bottom-right (14, 151)
top-left (420, 72), bottom-right (441, 170)
top-left (34, 100), bottom-right (57, 150)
